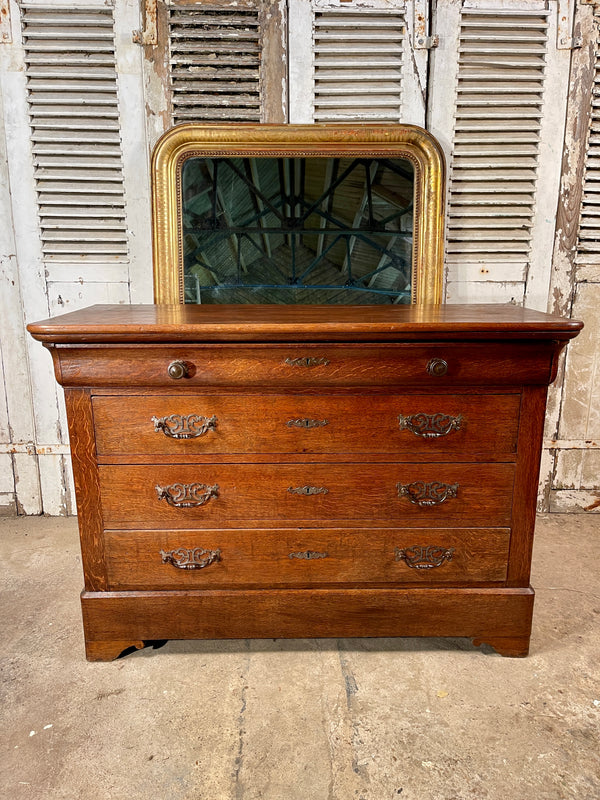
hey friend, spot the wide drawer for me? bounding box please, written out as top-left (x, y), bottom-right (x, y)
top-left (93, 393), bottom-right (520, 457)
top-left (57, 341), bottom-right (554, 388)
top-left (99, 463), bottom-right (514, 529)
top-left (104, 527), bottom-right (511, 589)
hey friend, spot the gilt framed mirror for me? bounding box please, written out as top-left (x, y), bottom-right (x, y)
top-left (152, 124), bottom-right (445, 305)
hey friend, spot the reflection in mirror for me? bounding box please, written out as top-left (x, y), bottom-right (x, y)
top-left (181, 156), bottom-right (414, 304)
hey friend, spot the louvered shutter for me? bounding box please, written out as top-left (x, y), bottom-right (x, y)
top-left (429, 0), bottom-right (571, 307)
top-left (169, 2), bottom-right (262, 123)
top-left (1, 2), bottom-right (151, 515)
top-left (144, 0), bottom-right (286, 142)
top-left (576, 7), bottom-right (600, 270)
top-left (21, 4), bottom-right (128, 262)
top-left (288, 0), bottom-right (427, 126)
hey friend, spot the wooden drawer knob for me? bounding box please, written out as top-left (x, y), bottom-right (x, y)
top-left (426, 358), bottom-right (448, 377)
top-left (167, 360), bottom-right (189, 380)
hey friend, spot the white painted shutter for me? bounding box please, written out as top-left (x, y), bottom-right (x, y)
top-left (1, 1), bottom-right (152, 515)
top-left (576, 6), bottom-right (600, 274)
top-left (289, 0), bottom-right (427, 126)
top-left (21, 4), bottom-right (128, 262)
top-left (429, 0), bottom-right (571, 308)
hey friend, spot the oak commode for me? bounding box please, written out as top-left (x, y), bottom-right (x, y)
top-left (28, 302), bottom-right (581, 660)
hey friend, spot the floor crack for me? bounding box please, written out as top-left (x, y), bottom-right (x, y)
top-left (233, 641), bottom-right (251, 799)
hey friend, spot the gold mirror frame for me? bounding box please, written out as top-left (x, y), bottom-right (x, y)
top-left (151, 123), bottom-right (445, 304)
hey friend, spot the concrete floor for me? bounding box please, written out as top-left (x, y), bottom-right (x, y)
top-left (1, 515), bottom-right (599, 800)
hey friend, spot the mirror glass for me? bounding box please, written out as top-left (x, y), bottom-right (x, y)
top-left (180, 156), bottom-right (414, 304)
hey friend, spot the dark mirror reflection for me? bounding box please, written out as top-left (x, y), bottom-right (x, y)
top-left (181, 156), bottom-right (414, 304)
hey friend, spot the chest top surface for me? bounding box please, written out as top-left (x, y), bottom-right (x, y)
top-left (28, 303), bottom-right (583, 345)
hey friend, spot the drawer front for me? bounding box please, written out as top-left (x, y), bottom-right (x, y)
top-left (58, 342), bottom-right (553, 388)
top-left (99, 463), bottom-right (514, 529)
top-left (93, 393), bottom-right (520, 458)
top-left (104, 527), bottom-right (511, 589)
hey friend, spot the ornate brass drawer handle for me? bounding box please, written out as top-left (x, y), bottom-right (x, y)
top-left (288, 485), bottom-right (329, 496)
top-left (286, 418), bottom-right (329, 428)
top-left (284, 356), bottom-right (330, 368)
top-left (152, 413), bottom-right (217, 439)
top-left (395, 545), bottom-right (455, 569)
top-left (397, 480), bottom-right (459, 507)
top-left (289, 550), bottom-right (329, 560)
top-left (398, 412), bottom-right (463, 439)
top-left (160, 547), bottom-right (222, 570)
top-left (156, 482), bottom-right (219, 508)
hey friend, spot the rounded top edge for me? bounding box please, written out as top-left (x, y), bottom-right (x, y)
top-left (150, 122), bottom-right (444, 167)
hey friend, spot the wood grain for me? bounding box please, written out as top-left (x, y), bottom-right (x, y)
top-left (93, 393), bottom-right (520, 457)
top-left (64, 389), bottom-right (107, 590)
top-left (85, 639), bottom-right (145, 662)
top-left (27, 303), bottom-right (583, 344)
top-left (54, 342), bottom-right (554, 388)
top-left (104, 527), bottom-right (511, 590)
top-left (98, 462), bottom-right (515, 529)
top-left (80, 586), bottom-right (535, 656)
top-left (507, 386), bottom-right (548, 585)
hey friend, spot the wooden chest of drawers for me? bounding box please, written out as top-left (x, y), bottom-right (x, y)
top-left (28, 303), bottom-right (582, 660)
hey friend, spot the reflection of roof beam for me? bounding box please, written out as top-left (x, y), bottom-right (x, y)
top-left (205, 159), bottom-right (247, 273)
top-left (364, 233), bottom-right (411, 303)
top-left (245, 159), bottom-right (271, 258)
top-left (189, 255), bottom-right (218, 303)
top-left (279, 159), bottom-right (290, 248)
top-left (295, 158), bottom-right (304, 247)
top-left (316, 158), bottom-right (339, 257)
top-left (371, 184), bottom-right (412, 209)
top-left (342, 161), bottom-right (379, 274)
top-left (369, 238), bottom-right (397, 287)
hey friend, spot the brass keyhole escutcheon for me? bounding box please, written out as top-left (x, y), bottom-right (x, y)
top-left (426, 358), bottom-right (448, 377)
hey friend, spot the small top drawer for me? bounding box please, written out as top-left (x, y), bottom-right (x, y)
top-left (56, 341), bottom-right (554, 388)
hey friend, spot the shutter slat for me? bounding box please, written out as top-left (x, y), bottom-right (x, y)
top-left (38, 194), bottom-right (125, 206)
top-left (25, 54), bottom-right (115, 65)
top-left (170, 68), bottom-right (259, 81)
top-left (172, 41), bottom-right (261, 54)
top-left (170, 29), bottom-right (260, 41)
top-left (172, 94), bottom-right (260, 108)
top-left (23, 6), bottom-right (127, 261)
